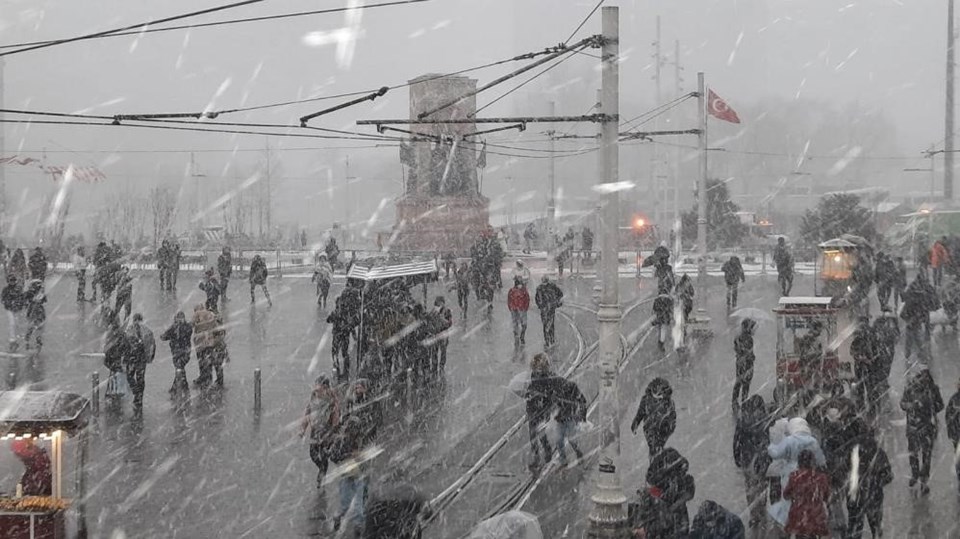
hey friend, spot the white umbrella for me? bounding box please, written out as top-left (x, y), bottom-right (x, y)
top-left (508, 370), bottom-right (530, 398)
top-left (467, 510), bottom-right (543, 539)
top-left (729, 307), bottom-right (775, 323)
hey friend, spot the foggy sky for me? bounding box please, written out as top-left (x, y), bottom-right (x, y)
top-left (0, 0), bottom-right (952, 237)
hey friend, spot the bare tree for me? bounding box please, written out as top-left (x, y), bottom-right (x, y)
top-left (150, 185), bottom-right (177, 247)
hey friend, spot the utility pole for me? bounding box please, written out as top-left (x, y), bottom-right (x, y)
top-left (594, 89), bottom-right (603, 305)
top-left (0, 57), bottom-right (5, 236)
top-left (652, 16), bottom-right (664, 228)
top-left (344, 155), bottom-right (352, 246)
top-left (697, 72), bottom-right (708, 280)
top-left (190, 152), bottom-right (204, 229)
top-left (547, 101), bottom-right (557, 254)
top-left (672, 38), bottom-right (683, 257)
top-left (264, 139), bottom-right (273, 240)
top-left (588, 6), bottom-right (628, 538)
top-left (947, 0), bottom-right (956, 200)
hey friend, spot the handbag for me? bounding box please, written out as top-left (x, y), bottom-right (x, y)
top-left (105, 371), bottom-right (128, 397)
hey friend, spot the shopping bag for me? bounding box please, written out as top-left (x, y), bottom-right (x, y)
top-left (105, 371), bottom-right (128, 397)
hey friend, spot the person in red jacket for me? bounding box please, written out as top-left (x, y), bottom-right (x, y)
top-left (10, 439), bottom-right (51, 496)
top-left (507, 278), bottom-right (530, 347)
top-left (931, 236), bottom-right (951, 288)
top-left (783, 449), bottom-right (830, 538)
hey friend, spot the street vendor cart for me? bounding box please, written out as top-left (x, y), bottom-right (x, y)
top-left (0, 391), bottom-right (89, 539)
top-left (773, 297), bottom-right (855, 407)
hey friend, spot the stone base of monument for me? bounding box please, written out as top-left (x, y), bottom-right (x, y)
top-left (391, 195), bottom-right (490, 253)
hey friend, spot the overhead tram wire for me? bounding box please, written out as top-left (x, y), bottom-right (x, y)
top-left (471, 49), bottom-right (581, 118)
top-left (563, 0), bottom-right (605, 45)
top-left (0, 0), bottom-right (430, 51)
top-left (0, 0), bottom-right (266, 58)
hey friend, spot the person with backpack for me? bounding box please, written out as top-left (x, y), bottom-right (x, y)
top-left (123, 313), bottom-right (156, 417)
top-left (299, 375), bottom-right (341, 488)
top-left (721, 256), bottom-right (745, 311)
top-left (900, 366), bottom-right (944, 495)
top-left (732, 319), bottom-right (757, 409)
top-left (161, 311), bottom-right (193, 398)
top-left (534, 276), bottom-right (563, 348)
top-left (555, 377), bottom-right (586, 467)
top-left (631, 378), bottom-right (677, 460)
top-left (249, 254), bottom-right (272, 306)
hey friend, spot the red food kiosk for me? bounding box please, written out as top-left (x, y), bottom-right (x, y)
top-left (0, 391), bottom-right (90, 539)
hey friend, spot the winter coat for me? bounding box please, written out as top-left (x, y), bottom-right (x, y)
top-left (304, 388), bottom-right (340, 444)
top-left (646, 448), bottom-right (695, 534)
top-left (24, 286), bottom-right (45, 325)
top-left (161, 319), bottom-right (193, 358)
top-left (217, 253), bottom-right (232, 278)
top-left (249, 257), bottom-right (268, 284)
top-left (199, 278), bottom-right (221, 306)
top-left (947, 391), bottom-right (960, 444)
top-left (363, 482), bottom-right (429, 539)
top-left (721, 258), bottom-right (745, 286)
top-left (8, 250), bottom-right (27, 283)
top-left (347, 392), bottom-right (383, 447)
top-left (507, 287), bottom-right (530, 312)
top-left (631, 378), bottom-right (676, 448)
top-left (116, 273), bottom-right (132, 299)
top-left (689, 500), bottom-right (745, 539)
top-left (848, 435), bottom-right (893, 506)
top-left (2, 282), bottom-right (23, 312)
top-left (103, 326), bottom-right (127, 372)
top-left (555, 378), bottom-right (587, 424)
top-left (525, 370), bottom-right (558, 424)
top-left (654, 264), bottom-right (675, 294)
top-left (733, 330), bottom-right (755, 377)
top-left (27, 250), bottom-right (47, 280)
top-left (192, 307), bottom-right (223, 352)
top-left (767, 419), bottom-right (826, 484)
top-left (783, 468), bottom-right (830, 537)
top-left (676, 277), bottom-right (694, 308)
top-left (454, 266), bottom-right (470, 293)
top-left (733, 396), bottom-right (770, 474)
top-left (900, 370), bottom-right (944, 438)
top-left (631, 487), bottom-right (677, 539)
top-left (901, 278), bottom-right (938, 327)
top-left (819, 416), bottom-right (866, 489)
top-left (875, 256), bottom-right (897, 287)
top-left (931, 241), bottom-right (950, 268)
top-left (773, 244), bottom-right (793, 274)
top-left (123, 323), bottom-right (156, 368)
top-left (534, 282), bottom-right (563, 312)
top-left (652, 294), bottom-right (674, 327)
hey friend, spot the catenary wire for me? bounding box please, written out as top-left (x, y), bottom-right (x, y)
top-left (564, 0), bottom-right (605, 45)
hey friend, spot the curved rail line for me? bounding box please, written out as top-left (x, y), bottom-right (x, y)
top-left (424, 294), bottom-right (654, 531)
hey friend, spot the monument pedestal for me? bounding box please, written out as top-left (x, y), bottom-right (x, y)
top-left (393, 195), bottom-right (490, 253)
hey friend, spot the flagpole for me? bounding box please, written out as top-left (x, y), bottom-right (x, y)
top-left (697, 72), bottom-right (707, 281)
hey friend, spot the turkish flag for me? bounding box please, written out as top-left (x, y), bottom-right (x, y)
top-left (707, 89), bottom-right (741, 124)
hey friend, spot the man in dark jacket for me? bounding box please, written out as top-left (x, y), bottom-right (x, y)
top-left (114, 267), bottom-right (133, 321)
top-left (124, 313), bottom-right (156, 417)
top-left (947, 378), bottom-right (960, 491)
top-left (525, 353), bottom-right (558, 470)
top-left (846, 423), bottom-right (893, 539)
top-left (217, 247), bottom-right (232, 303)
top-left (363, 475), bottom-right (431, 539)
top-left (249, 254), bottom-right (271, 306)
top-left (647, 447), bottom-right (695, 535)
top-left (555, 377), bottom-right (586, 466)
top-left (631, 377), bottom-right (676, 459)
top-left (2, 275), bottom-right (24, 352)
top-left (157, 240), bottom-right (171, 291)
top-left (652, 293), bottom-right (674, 353)
top-left (900, 367), bottom-right (944, 494)
top-left (453, 262), bottom-right (470, 319)
top-left (873, 311), bottom-right (899, 405)
top-left (721, 256), bottom-right (745, 311)
top-left (28, 247), bottom-right (47, 281)
top-left (654, 261), bottom-right (675, 295)
top-left (534, 276), bottom-right (563, 347)
top-left (327, 297), bottom-right (353, 380)
top-left (161, 311), bottom-right (193, 397)
top-left (874, 251), bottom-right (897, 310)
top-left (732, 319), bottom-right (756, 408)
top-left (428, 297), bottom-right (452, 377)
top-left (199, 269), bottom-right (221, 313)
top-left (689, 500), bottom-right (745, 539)
top-left (772, 237), bottom-right (793, 296)
top-left (902, 273), bottom-right (937, 361)
top-left (23, 280), bottom-right (45, 352)
top-left (732, 395), bottom-right (769, 529)
top-left (850, 316), bottom-right (880, 416)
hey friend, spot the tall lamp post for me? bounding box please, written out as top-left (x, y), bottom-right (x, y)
top-left (587, 6), bottom-right (628, 538)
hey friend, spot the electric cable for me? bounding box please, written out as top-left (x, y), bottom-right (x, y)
top-left (564, 0), bottom-right (605, 45)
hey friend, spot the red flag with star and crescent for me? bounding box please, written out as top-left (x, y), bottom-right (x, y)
top-left (707, 89), bottom-right (741, 124)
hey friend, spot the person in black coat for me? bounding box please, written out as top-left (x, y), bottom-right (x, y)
top-left (647, 447), bottom-right (696, 536)
top-left (217, 248), bottom-right (232, 303)
top-left (161, 311), bottom-right (193, 396)
top-left (631, 377), bottom-right (676, 460)
top-left (2, 274), bottom-right (24, 352)
top-left (850, 315), bottom-right (880, 416)
top-left (248, 254), bottom-right (271, 305)
top-left (947, 378), bottom-right (960, 491)
top-left (114, 267), bottom-right (133, 321)
top-left (654, 261), bottom-right (675, 295)
top-left (327, 297), bottom-right (352, 380)
top-left (689, 500), bottom-right (745, 539)
top-left (874, 251), bottom-right (897, 310)
top-left (652, 293), bottom-right (674, 353)
top-left (363, 475), bottom-right (431, 539)
top-left (721, 256), bottom-right (745, 311)
top-left (676, 274), bottom-right (694, 324)
top-left (732, 319), bottom-right (756, 408)
top-left (534, 276), bottom-right (563, 347)
top-left (845, 422), bottom-right (893, 539)
top-left (732, 394), bottom-right (770, 529)
top-left (554, 377), bottom-right (586, 466)
top-left (198, 269), bottom-right (221, 313)
top-left (27, 247), bottom-right (47, 281)
top-left (872, 311), bottom-right (899, 405)
top-left (900, 366), bottom-right (944, 494)
top-left (23, 280), bottom-right (45, 352)
top-left (525, 353), bottom-right (558, 470)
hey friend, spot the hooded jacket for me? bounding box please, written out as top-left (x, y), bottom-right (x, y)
top-left (733, 395), bottom-right (770, 474)
top-left (689, 500), bottom-right (745, 539)
top-left (900, 368), bottom-right (944, 436)
top-left (767, 418), bottom-right (826, 483)
top-left (631, 378), bottom-right (676, 445)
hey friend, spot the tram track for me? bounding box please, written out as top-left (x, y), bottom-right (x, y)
top-left (423, 294), bottom-right (654, 532)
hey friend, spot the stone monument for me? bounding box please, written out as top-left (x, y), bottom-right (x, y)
top-left (391, 74), bottom-right (490, 253)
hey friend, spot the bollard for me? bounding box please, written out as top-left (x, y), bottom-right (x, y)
top-left (91, 372), bottom-right (99, 416)
top-left (253, 368), bottom-right (262, 414)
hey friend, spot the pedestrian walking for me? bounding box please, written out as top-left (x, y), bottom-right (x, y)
top-left (454, 262), bottom-right (470, 319)
top-left (327, 298), bottom-right (353, 380)
top-left (102, 309), bottom-right (128, 403)
top-left (732, 319), bottom-right (756, 409)
top-left (27, 247), bottom-right (47, 281)
top-left (8, 248), bottom-right (27, 286)
top-left (312, 254), bottom-right (333, 309)
top-left (654, 261), bottom-right (675, 295)
top-left (845, 423), bottom-right (893, 539)
top-left (733, 394), bottom-right (771, 530)
top-left (901, 272), bottom-right (937, 361)
top-left (676, 274), bottom-right (694, 325)
top-left (773, 237), bottom-right (794, 296)
top-left (689, 500), bottom-right (745, 539)
top-left (2, 275), bottom-right (24, 352)
top-left (299, 374), bottom-right (341, 488)
top-left (874, 251), bottom-right (897, 310)
top-left (160, 311), bottom-right (193, 398)
top-left (525, 353), bottom-right (557, 470)
top-left (192, 303), bottom-right (220, 389)
top-left (652, 293), bottom-right (674, 353)
top-left (171, 243), bottom-right (181, 289)
top-left (782, 450), bottom-right (830, 539)
top-left (363, 474), bottom-right (431, 539)
top-left (893, 256), bottom-right (907, 310)
top-left (157, 239), bottom-right (171, 292)
top-left (507, 278), bottom-right (530, 348)
top-left (631, 377), bottom-right (677, 460)
top-left (72, 246), bottom-right (88, 302)
top-left (199, 268), bottom-right (221, 312)
top-left (330, 414), bottom-right (370, 533)
top-left (429, 296), bottom-right (452, 376)
top-left (249, 254), bottom-right (272, 306)
top-left (900, 366), bottom-right (944, 495)
top-left (931, 236), bottom-right (951, 288)
top-left (325, 237), bottom-right (341, 269)
top-left (554, 377), bottom-right (586, 466)
top-left (511, 259), bottom-right (531, 287)
top-left (522, 222), bottom-right (536, 254)
top-left (534, 276), bottom-right (563, 348)
top-left (946, 378), bottom-right (960, 493)
top-left (123, 313), bottom-right (155, 418)
top-left (23, 280), bottom-right (45, 352)
top-left (217, 247), bottom-right (232, 303)
top-left (581, 226), bottom-right (594, 261)
top-left (721, 256), bottom-right (745, 311)
top-left (114, 267), bottom-right (133, 321)
top-left (646, 447), bottom-right (696, 535)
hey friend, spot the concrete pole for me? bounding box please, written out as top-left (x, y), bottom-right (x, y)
top-left (547, 101), bottom-right (557, 254)
top-left (652, 16), bottom-right (663, 229)
top-left (673, 39), bottom-right (682, 258)
top-left (697, 72), bottom-right (708, 280)
top-left (594, 89), bottom-right (603, 304)
top-left (947, 0), bottom-right (956, 200)
top-left (0, 57), bottom-right (5, 236)
top-left (588, 7), bottom-right (628, 538)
